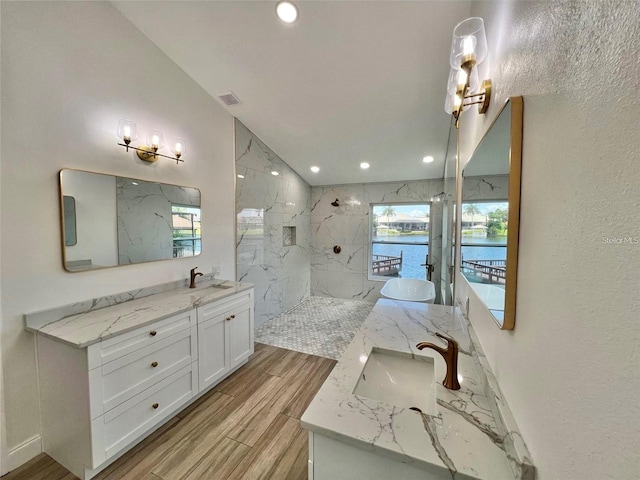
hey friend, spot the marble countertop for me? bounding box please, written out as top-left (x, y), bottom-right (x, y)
top-left (25, 280), bottom-right (253, 348)
top-left (301, 299), bottom-right (518, 480)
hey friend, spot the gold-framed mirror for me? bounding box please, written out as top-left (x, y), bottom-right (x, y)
top-left (59, 169), bottom-right (201, 272)
top-left (460, 96), bottom-right (523, 329)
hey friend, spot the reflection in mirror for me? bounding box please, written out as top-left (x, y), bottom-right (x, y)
top-left (63, 196), bottom-right (77, 246)
top-left (440, 117), bottom-right (457, 305)
top-left (59, 169), bottom-right (201, 272)
top-left (460, 97), bottom-right (523, 329)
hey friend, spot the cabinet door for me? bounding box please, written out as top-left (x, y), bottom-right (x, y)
top-left (228, 301), bottom-right (254, 370)
top-left (197, 312), bottom-right (228, 391)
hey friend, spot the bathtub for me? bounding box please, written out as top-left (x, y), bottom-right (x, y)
top-left (468, 282), bottom-right (505, 311)
top-left (380, 278), bottom-right (436, 303)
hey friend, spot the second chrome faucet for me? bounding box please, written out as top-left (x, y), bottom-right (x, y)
top-left (416, 332), bottom-right (460, 390)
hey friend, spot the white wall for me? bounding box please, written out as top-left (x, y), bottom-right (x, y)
top-left (0, 1), bottom-right (235, 470)
top-left (63, 170), bottom-right (118, 266)
top-left (455, 1), bottom-right (640, 478)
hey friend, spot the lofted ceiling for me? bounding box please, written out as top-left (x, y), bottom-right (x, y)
top-left (113, 1), bottom-right (471, 186)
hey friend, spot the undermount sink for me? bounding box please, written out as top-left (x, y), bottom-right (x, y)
top-left (207, 283), bottom-right (233, 290)
top-left (353, 347), bottom-right (437, 415)
top-left (185, 282), bottom-right (234, 293)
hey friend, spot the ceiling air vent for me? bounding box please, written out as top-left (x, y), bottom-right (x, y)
top-left (218, 91), bottom-right (242, 106)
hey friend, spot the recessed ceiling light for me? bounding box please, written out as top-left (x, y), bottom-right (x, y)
top-left (360, 162), bottom-right (370, 169)
top-left (276, 1), bottom-right (298, 23)
top-left (310, 166), bottom-right (320, 173)
top-left (237, 174), bottom-right (245, 179)
top-left (423, 156), bottom-right (435, 163)
top-left (271, 170), bottom-right (279, 176)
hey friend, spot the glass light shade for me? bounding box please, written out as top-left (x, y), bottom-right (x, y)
top-left (447, 66), bottom-right (480, 95)
top-left (444, 93), bottom-right (457, 114)
top-left (276, 1), bottom-right (298, 23)
top-left (117, 119), bottom-right (137, 143)
top-left (450, 17), bottom-right (488, 69)
top-left (146, 130), bottom-right (164, 150)
top-left (172, 138), bottom-right (186, 158)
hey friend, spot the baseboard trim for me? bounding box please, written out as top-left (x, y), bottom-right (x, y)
top-left (7, 435), bottom-right (42, 471)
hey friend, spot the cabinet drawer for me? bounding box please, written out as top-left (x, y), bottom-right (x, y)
top-left (198, 292), bottom-right (251, 323)
top-left (101, 328), bottom-right (195, 412)
top-left (98, 310), bottom-right (195, 365)
top-left (99, 365), bottom-right (195, 461)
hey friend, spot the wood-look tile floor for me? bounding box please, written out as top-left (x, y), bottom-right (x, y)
top-left (2, 344), bottom-right (336, 480)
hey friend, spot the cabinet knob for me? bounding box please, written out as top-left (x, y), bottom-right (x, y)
top-left (152, 403), bottom-right (159, 409)
top-left (151, 361), bottom-right (158, 368)
top-left (225, 316), bottom-right (231, 321)
top-left (149, 330), bottom-right (157, 336)
top-left (230, 314), bottom-right (236, 319)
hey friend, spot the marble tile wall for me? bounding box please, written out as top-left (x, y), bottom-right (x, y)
top-left (462, 174), bottom-right (509, 201)
top-left (116, 178), bottom-right (200, 264)
top-left (235, 120), bottom-right (311, 326)
top-left (310, 179), bottom-right (445, 303)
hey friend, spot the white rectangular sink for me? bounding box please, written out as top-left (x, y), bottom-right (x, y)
top-left (353, 347), bottom-right (437, 415)
top-left (183, 282), bottom-right (234, 293)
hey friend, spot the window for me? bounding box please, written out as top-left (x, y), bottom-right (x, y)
top-left (369, 203), bottom-right (430, 280)
top-left (172, 205), bottom-right (201, 257)
top-left (460, 201), bottom-right (508, 285)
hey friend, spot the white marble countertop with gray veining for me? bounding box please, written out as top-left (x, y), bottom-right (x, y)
top-left (25, 280), bottom-right (253, 348)
top-left (301, 299), bottom-right (517, 480)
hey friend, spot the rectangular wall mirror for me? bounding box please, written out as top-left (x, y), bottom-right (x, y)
top-left (59, 169), bottom-right (201, 272)
top-left (460, 96), bottom-right (523, 329)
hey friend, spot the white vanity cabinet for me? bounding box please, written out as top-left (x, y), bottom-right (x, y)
top-left (197, 290), bottom-right (254, 391)
top-left (37, 309), bottom-right (199, 480)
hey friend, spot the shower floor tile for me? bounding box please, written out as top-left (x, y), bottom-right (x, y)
top-left (255, 296), bottom-right (374, 360)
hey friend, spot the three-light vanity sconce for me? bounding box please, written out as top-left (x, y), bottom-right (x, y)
top-left (444, 17), bottom-right (492, 127)
top-left (117, 119), bottom-right (186, 165)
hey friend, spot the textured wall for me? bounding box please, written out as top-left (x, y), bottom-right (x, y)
top-left (235, 120), bottom-right (311, 326)
top-left (456, 1), bottom-right (640, 478)
top-left (311, 180), bottom-right (444, 302)
top-left (1, 2), bottom-right (235, 470)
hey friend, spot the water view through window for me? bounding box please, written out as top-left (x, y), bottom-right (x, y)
top-left (370, 204), bottom-right (430, 280)
top-left (460, 201), bottom-right (508, 285)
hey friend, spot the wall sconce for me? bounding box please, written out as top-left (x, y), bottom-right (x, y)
top-left (444, 17), bottom-right (492, 127)
top-left (117, 119), bottom-right (186, 164)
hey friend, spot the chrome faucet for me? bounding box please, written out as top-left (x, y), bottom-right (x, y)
top-left (416, 333), bottom-right (460, 390)
top-left (189, 267), bottom-right (203, 288)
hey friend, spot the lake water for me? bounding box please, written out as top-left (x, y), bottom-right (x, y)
top-left (372, 234), bottom-right (429, 280)
top-left (372, 234), bottom-right (506, 280)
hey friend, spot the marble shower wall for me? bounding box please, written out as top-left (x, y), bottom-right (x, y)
top-left (311, 179), bottom-right (445, 303)
top-left (117, 178), bottom-right (200, 265)
top-left (462, 174), bottom-right (509, 202)
top-left (235, 120), bottom-right (311, 326)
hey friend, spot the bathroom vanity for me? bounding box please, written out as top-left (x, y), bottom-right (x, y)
top-left (301, 299), bottom-right (535, 479)
top-left (25, 280), bottom-right (253, 480)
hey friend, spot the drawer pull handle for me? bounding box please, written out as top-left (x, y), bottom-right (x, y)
top-left (149, 330), bottom-right (157, 336)
top-left (152, 403), bottom-right (159, 409)
top-left (225, 316), bottom-right (231, 321)
top-left (151, 361), bottom-right (158, 368)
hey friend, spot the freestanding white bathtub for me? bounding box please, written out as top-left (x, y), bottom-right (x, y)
top-left (380, 278), bottom-right (436, 303)
top-left (468, 282), bottom-right (505, 312)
